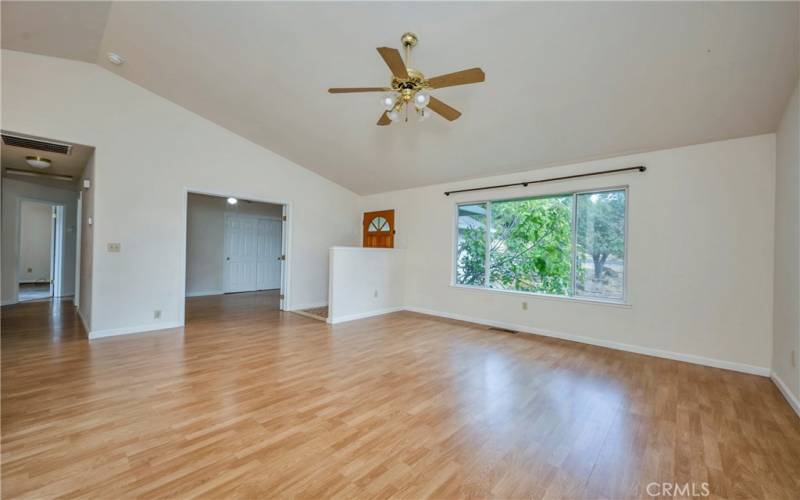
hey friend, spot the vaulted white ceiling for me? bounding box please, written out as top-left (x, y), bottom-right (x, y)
top-left (2, 1), bottom-right (798, 194)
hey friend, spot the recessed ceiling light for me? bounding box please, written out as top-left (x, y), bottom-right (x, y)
top-left (227, 197), bottom-right (238, 205)
top-left (107, 52), bottom-right (125, 65)
top-left (25, 156), bottom-right (51, 169)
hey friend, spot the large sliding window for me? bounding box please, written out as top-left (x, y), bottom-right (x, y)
top-left (455, 188), bottom-right (627, 302)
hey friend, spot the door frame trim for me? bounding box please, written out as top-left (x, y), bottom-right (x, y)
top-left (179, 188), bottom-right (291, 324)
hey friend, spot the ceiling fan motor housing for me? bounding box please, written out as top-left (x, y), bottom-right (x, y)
top-left (392, 68), bottom-right (428, 103)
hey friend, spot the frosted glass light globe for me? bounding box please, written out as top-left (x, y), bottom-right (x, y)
top-left (414, 91), bottom-right (430, 109)
top-left (381, 94), bottom-right (397, 111)
top-left (387, 109), bottom-right (400, 122)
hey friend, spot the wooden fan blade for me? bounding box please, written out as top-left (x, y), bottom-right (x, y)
top-left (427, 67), bottom-right (485, 89)
top-left (377, 111), bottom-right (391, 126)
top-left (329, 87), bottom-right (389, 93)
top-left (376, 47), bottom-right (409, 79)
top-left (427, 96), bottom-right (462, 121)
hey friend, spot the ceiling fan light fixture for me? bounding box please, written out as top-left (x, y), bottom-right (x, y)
top-left (381, 93), bottom-right (397, 110)
top-left (414, 91), bottom-right (430, 109)
top-left (25, 156), bottom-right (52, 169)
top-left (328, 33), bottom-right (485, 126)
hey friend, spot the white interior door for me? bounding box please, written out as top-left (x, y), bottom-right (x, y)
top-left (223, 214), bottom-right (259, 293)
top-left (257, 219), bottom-right (282, 290)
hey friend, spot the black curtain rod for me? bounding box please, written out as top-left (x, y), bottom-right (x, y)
top-left (444, 166), bottom-right (646, 196)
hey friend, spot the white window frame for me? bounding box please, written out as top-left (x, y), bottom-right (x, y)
top-left (452, 185), bottom-right (630, 306)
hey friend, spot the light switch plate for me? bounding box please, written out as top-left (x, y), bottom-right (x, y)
top-left (107, 242), bottom-right (121, 252)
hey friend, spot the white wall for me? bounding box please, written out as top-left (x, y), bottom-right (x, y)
top-left (18, 201), bottom-right (53, 283)
top-left (1, 177), bottom-right (79, 304)
top-left (2, 50), bottom-right (359, 336)
top-left (360, 135), bottom-right (776, 374)
top-left (186, 193), bottom-right (282, 296)
top-left (328, 247), bottom-right (405, 323)
top-left (772, 79), bottom-right (800, 407)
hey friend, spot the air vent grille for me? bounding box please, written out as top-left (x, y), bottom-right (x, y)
top-left (2, 134), bottom-right (72, 155)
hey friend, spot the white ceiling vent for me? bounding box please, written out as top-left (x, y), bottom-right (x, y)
top-left (1, 133), bottom-right (73, 155)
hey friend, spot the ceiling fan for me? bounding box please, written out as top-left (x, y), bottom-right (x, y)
top-left (328, 32), bottom-right (485, 126)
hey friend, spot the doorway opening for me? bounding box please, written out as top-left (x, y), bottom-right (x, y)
top-left (184, 192), bottom-right (287, 312)
top-left (17, 200), bottom-right (64, 301)
top-left (2, 131), bottom-right (94, 311)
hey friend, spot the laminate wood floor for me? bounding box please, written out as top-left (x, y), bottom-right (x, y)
top-left (2, 293), bottom-right (799, 499)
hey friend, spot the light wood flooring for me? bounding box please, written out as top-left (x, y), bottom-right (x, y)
top-left (2, 292), bottom-right (799, 498)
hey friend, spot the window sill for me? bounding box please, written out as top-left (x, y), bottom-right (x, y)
top-left (449, 284), bottom-right (632, 308)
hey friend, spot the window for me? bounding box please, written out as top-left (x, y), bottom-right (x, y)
top-left (368, 216), bottom-right (390, 232)
top-left (575, 191), bottom-right (626, 300)
top-left (455, 188), bottom-right (627, 302)
top-left (456, 203), bottom-right (487, 286)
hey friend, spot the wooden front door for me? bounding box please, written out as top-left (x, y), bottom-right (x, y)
top-left (363, 210), bottom-right (395, 248)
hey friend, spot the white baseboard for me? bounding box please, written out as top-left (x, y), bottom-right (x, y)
top-left (1, 299), bottom-right (17, 306)
top-left (328, 306), bottom-right (404, 325)
top-left (186, 290), bottom-right (223, 298)
top-left (404, 306), bottom-right (771, 377)
top-left (89, 321), bottom-right (183, 340)
top-left (771, 372), bottom-right (800, 419)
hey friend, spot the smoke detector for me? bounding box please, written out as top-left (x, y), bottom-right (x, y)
top-left (107, 52), bottom-right (125, 65)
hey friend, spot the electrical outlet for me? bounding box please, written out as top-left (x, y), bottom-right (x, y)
top-left (522, 301), bottom-right (528, 311)
top-left (373, 290), bottom-right (379, 298)
top-left (107, 242), bottom-right (121, 253)
top-left (154, 310), bottom-right (161, 320)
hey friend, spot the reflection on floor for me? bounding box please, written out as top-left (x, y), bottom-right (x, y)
top-left (2, 292), bottom-right (799, 498)
top-left (18, 283), bottom-right (51, 302)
